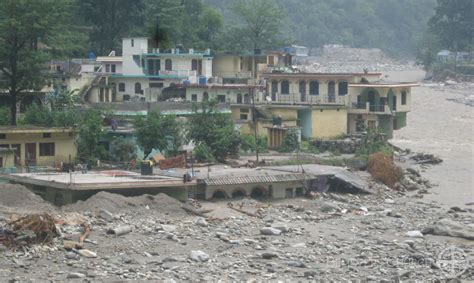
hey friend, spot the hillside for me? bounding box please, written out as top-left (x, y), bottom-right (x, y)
top-left (204, 0), bottom-right (437, 57)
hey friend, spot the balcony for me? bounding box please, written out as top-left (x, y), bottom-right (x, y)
top-left (259, 92), bottom-right (347, 105)
top-left (215, 71), bottom-right (253, 79)
top-left (350, 102), bottom-right (391, 114)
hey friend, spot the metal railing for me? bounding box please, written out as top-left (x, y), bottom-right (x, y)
top-left (214, 71), bottom-right (253, 79)
top-left (261, 92), bottom-right (347, 105)
top-left (351, 102), bottom-right (388, 113)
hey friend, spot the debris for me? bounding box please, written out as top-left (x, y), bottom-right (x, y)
top-left (6, 213), bottom-right (59, 247)
top-left (107, 225), bottom-right (133, 236)
top-left (181, 205), bottom-right (210, 217)
top-left (98, 209), bottom-right (115, 222)
top-left (227, 202), bottom-right (261, 218)
top-left (190, 250), bottom-right (209, 262)
top-left (195, 217), bottom-right (208, 227)
top-left (77, 249), bottom-right (97, 258)
top-left (410, 153), bottom-right (442, 165)
top-left (422, 219), bottom-right (474, 240)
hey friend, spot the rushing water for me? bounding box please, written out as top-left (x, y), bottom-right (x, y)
top-left (388, 69), bottom-right (474, 208)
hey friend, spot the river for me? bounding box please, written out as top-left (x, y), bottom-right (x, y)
top-left (388, 69), bottom-right (474, 208)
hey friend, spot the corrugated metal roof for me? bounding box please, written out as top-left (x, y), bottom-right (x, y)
top-left (204, 173), bottom-right (319, 186)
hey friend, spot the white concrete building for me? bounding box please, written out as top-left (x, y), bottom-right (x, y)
top-left (85, 37), bottom-right (213, 103)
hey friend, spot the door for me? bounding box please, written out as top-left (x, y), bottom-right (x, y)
top-left (392, 96), bottom-right (397, 111)
top-left (328, 81), bottom-right (335, 102)
top-left (368, 91), bottom-right (375, 111)
top-left (379, 97), bottom-right (386, 112)
top-left (25, 143), bottom-right (36, 166)
top-left (299, 81), bottom-right (306, 102)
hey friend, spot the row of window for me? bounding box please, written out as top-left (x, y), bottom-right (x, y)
top-left (271, 80), bottom-right (348, 96)
top-left (0, 143), bottom-right (55, 157)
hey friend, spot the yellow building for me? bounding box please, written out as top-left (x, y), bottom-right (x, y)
top-left (0, 127), bottom-right (78, 169)
top-left (0, 148), bottom-right (15, 169)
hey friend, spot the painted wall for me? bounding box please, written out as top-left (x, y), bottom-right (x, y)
top-left (311, 108), bottom-right (347, 138)
top-left (205, 180), bottom-right (304, 199)
top-left (297, 109), bottom-right (312, 139)
top-left (0, 131), bottom-right (77, 167)
top-left (0, 151), bottom-right (15, 168)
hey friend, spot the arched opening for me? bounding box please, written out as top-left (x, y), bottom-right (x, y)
top-left (299, 80), bottom-right (306, 102)
top-left (165, 59), bottom-right (172, 71)
top-left (212, 190), bottom-right (227, 199)
top-left (271, 80), bottom-right (278, 100)
top-left (243, 93), bottom-right (250, 104)
top-left (232, 189), bottom-right (246, 199)
top-left (237, 93), bottom-right (242, 104)
top-left (309, 81), bottom-right (319, 95)
top-left (250, 187), bottom-right (266, 199)
top-left (281, 80), bottom-right (290, 95)
top-left (134, 82), bottom-right (142, 94)
top-left (203, 91), bottom-right (209, 101)
top-left (328, 81), bottom-right (335, 102)
top-left (338, 81), bottom-right (348, 95)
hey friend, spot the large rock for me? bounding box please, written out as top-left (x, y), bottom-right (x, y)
top-left (260, 227), bottom-right (282, 236)
top-left (422, 219), bottom-right (474, 240)
top-left (190, 250), bottom-right (209, 262)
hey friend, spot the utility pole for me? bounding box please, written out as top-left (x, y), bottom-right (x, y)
top-left (251, 86), bottom-right (259, 164)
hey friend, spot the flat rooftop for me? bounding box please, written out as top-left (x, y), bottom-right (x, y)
top-left (2, 170), bottom-right (195, 191)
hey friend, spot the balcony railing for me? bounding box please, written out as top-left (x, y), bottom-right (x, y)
top-left (215, 71), bottom-right (253, 79)
top-left (145, 69), bottom-right (197, 78)
top-left (351, 102), bottom-right (390, 113)
top-left (260, 92), bottom-right (347, 105)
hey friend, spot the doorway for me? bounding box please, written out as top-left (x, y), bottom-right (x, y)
top-left (328, 81), bottom-right (335, 102)
top-left (25, 143), bottom-right (36, 166)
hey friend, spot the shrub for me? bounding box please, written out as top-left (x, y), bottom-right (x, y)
top-left (194, 143), bottom-right (215, 163)
top-left (278, 129), bottom-right (299, 153)
top-left (0, 107), bottom-right (9, 125)
top-left (368, 152), bottom-right (402, 187)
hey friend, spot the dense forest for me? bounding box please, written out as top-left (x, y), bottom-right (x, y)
top-left (206, 0), bottom-right (438, 57)
top-left (44, 0), bottom-right (438, 59)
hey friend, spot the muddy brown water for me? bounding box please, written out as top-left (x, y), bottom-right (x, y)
top-left (388, 69), bottom-right (474, 208)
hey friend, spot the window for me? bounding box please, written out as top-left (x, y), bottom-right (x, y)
top-left (149, 82), bottom-right (164, 88)
top-left (243, 93), bottom-right (250, 103)
top-left (271, 81), bottom-right (278, 94)
top-left (401, 91), bottom-right (407, 105)
top-left (191, 59), bottom-right (198, 71)
top-left (237, 93), bottom-right (242, 104)
top-left (39, 143), bottom-right (55, 156)
top-left (281, 80), bottom-right (290, 94)
top-left (111, 64), bottom-right (116, 73)
top-left (217, 95), bottom-right (226, 103)
top-left (131, 39), bottom-right (134, 47)
top-left (203, 92), bottom-right (208, 101)
top-left (123, 95), bottom-right (131, 101)
top-left (0, 134), bottom-right (5, 139)
top-left (295, 187), bottom-right (304, 197)
top-left (105, 64), bottom-right (110, 73)
top-left (368, 120), bottom-right (376, 129)
top-left (299, 81), bottom-right (306, 94)
top-left (285, 188), bottom-right (294, 198)
top-left (134, 82), bottom-right (142, 94)
top-left (118, 83), bottom-right (125, 92)
top-left (240, 114), bottom-right (248, 120)
top-left (240, 108), bottom-right (250, 113)
top-left (165, 59), bottom-right (172, 71)
top-left (338, 81), bottom-right (348, 95)
top-left (191, 94), bottom-right (197, 102)
top-left (43, 133), bottom-right (51, 138)
top-left (309, 81), bottom-right (319, 95)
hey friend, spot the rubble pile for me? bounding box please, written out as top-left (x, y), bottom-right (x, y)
top-left (312, 138), bottom-right (362, 154)
top-left (0, 184), bottom-right (55, 214)
top-left (0, 183), bottom-right (472, 281)
top-left (299, 61), bottom-right (418, 73)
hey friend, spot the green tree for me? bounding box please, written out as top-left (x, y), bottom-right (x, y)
top-left (109, 138), bottom-right (137, 162)
top-left (188, 100), bottom-right (241, 162)
top-left (0, 107), bottom-right (10, 125)
top-left (0, 0), bottom-right (68, 125)
top-left (278, 129), bottom-right (299, 153)
top-left (232, 0), bottom-right (287, 53)
top-left (78, 0), bottom-right (145, 54)
top-left (134, 111), bottom-right (182, 158)
top-left (428, 0), bottom-right (473, 52)
top-left (48, 89), bottom-right (80, 111)
top-left (77, 109), bottom-right (107, 164)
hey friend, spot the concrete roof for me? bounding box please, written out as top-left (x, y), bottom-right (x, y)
top-left (349, 82), bottom-right (419, 88)
top-left (0, 126), bottom-right (77, 134)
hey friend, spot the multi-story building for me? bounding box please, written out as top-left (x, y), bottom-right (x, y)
top-left (84, 37), bottom-right (213, 103)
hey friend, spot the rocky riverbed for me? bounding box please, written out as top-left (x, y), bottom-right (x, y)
top-left (0, 179), bottom-right (472, 281)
